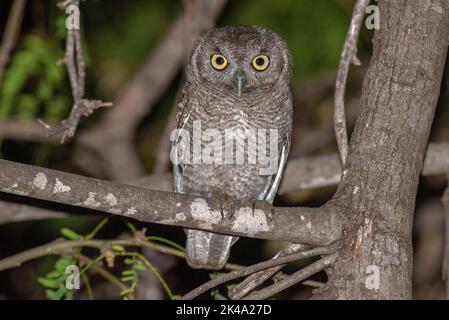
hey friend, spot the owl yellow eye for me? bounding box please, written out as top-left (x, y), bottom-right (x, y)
top-left (211, 54), bottom-right (228, 71)
top-left (251, 54), bottom-right (270, 71)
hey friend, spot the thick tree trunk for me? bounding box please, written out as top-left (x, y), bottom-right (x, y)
top-left (318, 0), bottom-right (449, 299)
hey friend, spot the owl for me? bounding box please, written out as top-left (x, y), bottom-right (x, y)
top-left (172, 25), bottom-right (293, 270)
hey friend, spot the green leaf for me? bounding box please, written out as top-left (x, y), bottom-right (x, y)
top-left (55, 255), bottom-right (75, 271)
top-left (209, 272), bottom-right (226, 280)
top-left (126, 222), bottom-right (137, 234)
top-left (120, 288), bottom-right (134, 297)
top-left (146, 236), bottom-right (185, 252)
top-left (85, 218), bottom-right (109, 239)
top-left (122, 269), bottom-right (135, 276)
top-left (45, 270), bottom-right (63, 279)
top-left (60, 228), bottom-right (80, 240)
top-left (45, 286), bottom-right (67, 300)
top-left (211, 289), bottom-right (228, 300)
top-left (133, 263), bottom-right (146, 271)
top-left (38, 277), bottom-right (61, 289)
top-left (124, 258), bottom-right (134, 265)
top-left (112, 245), bottom-right (125, 252)
top-left (121, 276), bottom-right (135, 282)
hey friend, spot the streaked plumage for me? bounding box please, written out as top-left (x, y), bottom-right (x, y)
top-left (172, 25), bottom-right (293, 270)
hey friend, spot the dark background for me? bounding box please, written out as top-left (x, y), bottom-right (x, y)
top-left (0, 0), bottom-right (447, 299)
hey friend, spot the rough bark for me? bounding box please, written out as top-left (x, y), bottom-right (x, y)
top-left (317, 0), bottom-right (449, 299)
top-left (0, 159), bottom-right (342, 245)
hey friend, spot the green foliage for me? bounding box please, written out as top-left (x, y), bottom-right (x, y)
top-left (0, 34), bottom-right (70, 164)
top-left (38, 219), bottom-right (179, 300)
top-left (85, 218), bottom-right (109, 239)
top-left (38, 255), bottom-right (77, 300)
top-left (119, 255), bottom-right (144, 299)
top-left (146, 235), bottom-right (185, 252)
top-left (208, 272), bottom-right (247, 300)
top-left (211, 289), bottom-right (228, 300)
top-left (117, 250), bottom-right (178, 300)
top-left (60, 227), bottom-right (81, 240)
top-left (222, 0), bottom-right (350, 78)
top-left (0, 34), bottom-right (69, 121)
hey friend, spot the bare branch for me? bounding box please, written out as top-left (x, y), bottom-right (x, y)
top-left (334, 0), bottom-right (369, 165)
top-left (0, 159), bottom-right (342, 245)
top-left (0, 0), bottom-right (26, 86)
top-left (181, 245), bottom-right (338, 300)
top-left (0, 119), bottom-right (59, 143)
top-left (228, 243), bottom-right (308, 300)
top-left (76, 0), bottom-right (229, 180)
top-left (41, 1), bottom-right (112, 143)
top-left (243, 252), bottom-right (338, 300)
top-left (1, 141), bottom-right (448, 235)
top-left (0, 199), bottom-right (67, 224)
top-left (130, 142), bottom-right (449, 195)
top-left (0, 237), bottom-right (185, 272)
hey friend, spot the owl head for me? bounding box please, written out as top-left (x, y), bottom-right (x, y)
top-left (186, 25), bottom-right (292, 97)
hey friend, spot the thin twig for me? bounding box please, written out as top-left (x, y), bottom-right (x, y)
top-left (441, 174), bottom-right (449, 299)
top-left (181, 245), bottom-right (338, 300)
top-left (75, 252), bottom-right (132, 297)
top-left (243, 252), bottom-right (339, 300)
top-left (228, 243), bottom-right (309, 300)
top-left (0, 237), bottom-right (183, 272)
top-left (334, 0), bottom-right (369, 165)
top-left (75, 0), bottom-right (228, 181)
top-left (0, 0), bottom-right (26, 86)
top-left (40, 0), bottom-right (112, 143)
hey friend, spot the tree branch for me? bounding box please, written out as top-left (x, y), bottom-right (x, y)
top-left (228, 243), bottom-right (309, 300)
top-left (320, 0), bottom-right (449, 299)
top-left (334, 0), bottom-right (369, 165)
top-left (0, 0), bottom-right (26, 86)
top-left (243, 252), bottom-right (339, 300)
top-left (40, 0), bottom-right (112, 143)
top-left (0, 159), bottom-right (342, 245)
top-left (0, 119), bottom-right (59, 143)
top-left (76, 0), bottom-right (229, 181)
top-left (181, 244), bottom-right (338, 300)
top-left (0, 237), bottom-right (185, 272)
top-left (129, 142), bottom-right (449, 195)
top-left (0, 199), bottom-right (67, 224)
top-left (1, 142), bottom-right (448, 226)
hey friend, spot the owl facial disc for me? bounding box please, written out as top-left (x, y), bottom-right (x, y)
top-left (233, 68), bottom-right (246, 97)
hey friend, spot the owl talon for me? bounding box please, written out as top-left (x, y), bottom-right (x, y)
top-left (211, 189), bottom-right (236, 220)
top-left (253, 199), bottom-right (274, 222)
top-left (240, 198), bottom-right (274, 222)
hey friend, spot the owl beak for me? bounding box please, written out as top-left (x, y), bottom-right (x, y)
top-left (233, 69), bottom-right (246, 97)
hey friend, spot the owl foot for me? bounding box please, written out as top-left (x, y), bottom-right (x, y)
top-left (240, 198), bottom-right (274, 222)
top-left (210, 189), bottom-right (236, 220)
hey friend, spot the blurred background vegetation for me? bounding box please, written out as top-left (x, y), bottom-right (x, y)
top-left (0, 0), bottom-right (447, 299)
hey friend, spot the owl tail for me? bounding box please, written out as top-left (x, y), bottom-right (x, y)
top-left (185, 229), bottom-right (237, 270)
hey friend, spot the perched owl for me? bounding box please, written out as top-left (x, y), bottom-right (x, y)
top-left (172, 25), bottom-right (293, 270)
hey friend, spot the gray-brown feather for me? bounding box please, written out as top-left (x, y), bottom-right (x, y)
top-left (173, 25), bottom-right (293, 270)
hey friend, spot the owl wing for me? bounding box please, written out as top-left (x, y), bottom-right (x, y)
top-left (172, 83), bottom-right (196, 193)
top-left (258, 97), bottom-right (292, 204)
top-left (258, 133), bottom-right (291, 203)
